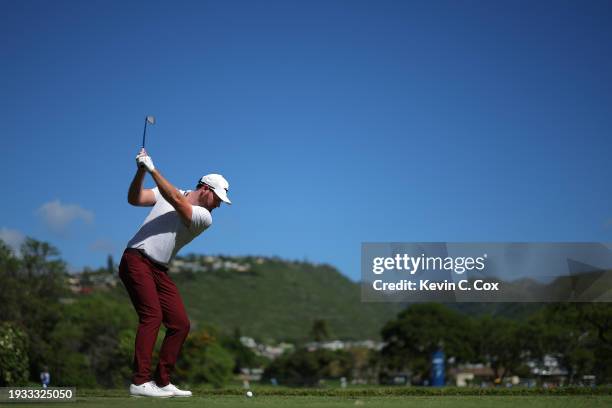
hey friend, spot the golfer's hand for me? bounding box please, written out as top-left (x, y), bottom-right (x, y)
top-left (136, 150), bottom-right (155, 172)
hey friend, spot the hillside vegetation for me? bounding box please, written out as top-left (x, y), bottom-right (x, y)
top-left (167, 256), bottom-right (403, 342)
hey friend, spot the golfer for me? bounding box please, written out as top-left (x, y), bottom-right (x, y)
top-left (119, 149), bottom-right (231, 398)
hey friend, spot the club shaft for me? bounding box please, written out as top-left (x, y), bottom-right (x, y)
top-left (142, 117), bottom-right (148, 148)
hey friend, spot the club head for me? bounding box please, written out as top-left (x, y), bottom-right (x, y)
top-left (146, 116), bottom-right (156, 125)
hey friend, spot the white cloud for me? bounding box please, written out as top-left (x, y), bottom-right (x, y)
top-left (0, 227), bottom-right (26, 255)
top-left (36, 200), bottom-right (94, 234)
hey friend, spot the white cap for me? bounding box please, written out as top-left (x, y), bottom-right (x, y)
top-left (198, 174), bottom-right (232, 204)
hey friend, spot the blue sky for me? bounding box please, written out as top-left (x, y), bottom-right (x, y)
top-left (1, 0), bottom-right (612, 280)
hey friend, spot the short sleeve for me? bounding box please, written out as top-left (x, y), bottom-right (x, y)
top-left (190, 206), bottom-right (212, 233)
top-left (152, 187), bottom-right (161, 201)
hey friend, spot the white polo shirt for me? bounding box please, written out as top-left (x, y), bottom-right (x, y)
top-left (127, 188), bottom-right (212, 265)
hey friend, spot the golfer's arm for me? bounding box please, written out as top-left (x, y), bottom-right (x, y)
top-left (148, 169), bottom-right (193, 226)
top-left (127, 168), bottom-right (156, 206)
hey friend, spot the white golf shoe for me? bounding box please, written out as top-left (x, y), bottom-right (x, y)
top-left (157, 383), bottom-right (192, 397)
top-left (129, 381), bottom-right (174, 398)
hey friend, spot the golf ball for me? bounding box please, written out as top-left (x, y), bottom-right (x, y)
top-left (246, 391), bottom-right (253, 398)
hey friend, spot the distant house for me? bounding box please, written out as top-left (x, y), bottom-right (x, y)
top-left (240, 336), bottom-right (294, 360)
top-left (306, 340), bottom-right (385, 352)
top-left (240, 336), bottom-right (257, 348)
top-left (240, 368), bottom-right (264, 381)
top-left (449, 364), bottom-right (496, 386)
top-left (67, 277), bottom-right (81, 293)
top-left (527, 355), bottom-right (570, 386)
top-left (66, 271), bottom-right (118, 294)
top-left (170, 255), bottom-right (252, 274)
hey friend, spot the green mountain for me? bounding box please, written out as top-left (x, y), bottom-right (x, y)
top-left (107, 254), bottom-right (594, 342)
top-left (166, 256), bottom-right (403, 342)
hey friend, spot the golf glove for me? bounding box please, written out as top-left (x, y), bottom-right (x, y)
top-left (136, 154), bottom-right (155, 172)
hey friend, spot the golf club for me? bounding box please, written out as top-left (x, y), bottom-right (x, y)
top-left (142, 115), bottom-right (155, 149)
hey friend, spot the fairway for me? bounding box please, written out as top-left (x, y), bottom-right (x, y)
top-left (12, 395), bottom-right (612, 408)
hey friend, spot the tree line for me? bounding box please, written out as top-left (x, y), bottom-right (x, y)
top-left (1, 238), bottom-right (611, 387)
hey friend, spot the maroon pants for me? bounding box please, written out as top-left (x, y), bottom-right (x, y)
top-left (119, 249), bottom-right (190, 386)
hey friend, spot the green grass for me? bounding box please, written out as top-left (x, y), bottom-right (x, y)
top-left (9, 388), bottom-right (612, 408)
top-left (12, 395), bottom-right (612, 408)
top-left (72, 385), bottom-right (612, 397)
